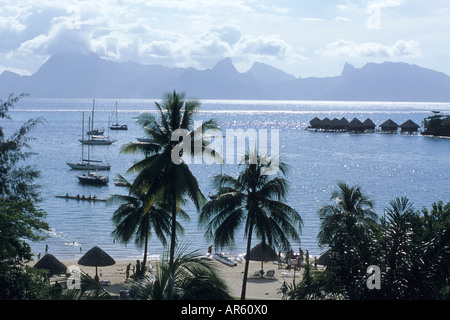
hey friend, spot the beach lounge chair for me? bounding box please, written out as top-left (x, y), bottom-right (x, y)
top-left (266, 270), bottom-right (275, 278)
top-left (251, 270), bottom-right (261, 278)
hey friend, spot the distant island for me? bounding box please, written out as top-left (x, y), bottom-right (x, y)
top-left (2, 51), bottom-right (450, 102)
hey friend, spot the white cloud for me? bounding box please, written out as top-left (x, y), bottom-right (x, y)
top-left (316, 39), bottom-right (421, 59)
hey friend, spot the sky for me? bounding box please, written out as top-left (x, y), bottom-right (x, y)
top-left (1, 0), bottom-right (449, 78)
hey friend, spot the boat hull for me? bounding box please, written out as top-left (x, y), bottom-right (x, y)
top-left (77, 174), bottom-right (109, 185)
top-left (67, 162), bottom-right (111, 170)
top-left (79, 139), bottom-right (115, 145)
top-left (110, 124), bottom-right (128, 130)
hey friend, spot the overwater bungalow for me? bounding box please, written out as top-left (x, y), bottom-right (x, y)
top-left (400, 119), bottom-right (420, 133)
top-left (321, 117), bottom-right (332, 130)
top-left (380, 119), bottom-right (399, 132)
top-left (340, 117), bottom-right (350, 128)
top-left (309, 117), bottom-right (322, 129)
top-left (363, 118), bottom-right (376, 131)
top-left (330, 118), bottom-right (346, 131)
top-left (348, 118), bottom-right (365, 132)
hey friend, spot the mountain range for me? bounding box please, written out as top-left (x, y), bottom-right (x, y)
top-left (1, 51), bottom-right (450, 102)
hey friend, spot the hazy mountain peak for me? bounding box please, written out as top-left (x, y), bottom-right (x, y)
top-left (246, 61), bottom-right (297, 83)
top-left (341, 62), bottom-right (356, 76)
top-left (1, 52), bottom-right (450, 101)
top-left (211, 57), bottom-right (238, 74)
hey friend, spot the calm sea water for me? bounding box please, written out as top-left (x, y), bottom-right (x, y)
top-left (4, 98), bottom-right (450, 261)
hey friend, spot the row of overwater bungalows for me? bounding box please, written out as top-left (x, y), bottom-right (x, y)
top-left (308, 117), bottom-right (421, 134)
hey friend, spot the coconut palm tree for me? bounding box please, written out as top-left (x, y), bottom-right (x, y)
top-left (108, 175), bottom-right (185, 276)
top-left (317, 182), bottom-right (378, 296)
top-left (121, 91), bottom-right (219, 297)
top-left (129, 244), bottom-right (232, 300)
top-left (199, 152), bottom-right (302, 300)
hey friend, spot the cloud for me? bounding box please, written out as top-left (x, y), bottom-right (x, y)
top-left (316, 39), bottom-right (421, 59)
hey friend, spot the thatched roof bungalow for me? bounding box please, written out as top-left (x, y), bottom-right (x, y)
top-left (340, 117), bottom-right (349, 126)
top-left (400, 119), bottom-right (420, 133)
top-left (309, 117), bottom-right (322, 129)
top-left (320, 117), bottom-right (332, 129)
top-left (380, 119), bottom-right (399, 132)
top-left (348, 118), bottom-right (365, 132)
top-left (363, 118), bottom-right (376, 131)
top-left (330, 118), bottom-right (346, 130)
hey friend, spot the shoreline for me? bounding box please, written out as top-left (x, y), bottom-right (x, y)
top-left (28, 257), bottom-right (311, 300)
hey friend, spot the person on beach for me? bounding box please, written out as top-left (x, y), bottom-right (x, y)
top-left (208, 245), bottom-right (213, 257)
top-left (126, 263), bottom-right (131, 280)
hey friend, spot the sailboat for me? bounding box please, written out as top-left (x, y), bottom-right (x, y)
top-left (68, 112), bottom-right (111, 170)
top-left (109, 101), bottom-right (128, 130)
top-left (76, 128), bottom-right (109, 185)
top-left (79, 99), bottom-right (116, 145)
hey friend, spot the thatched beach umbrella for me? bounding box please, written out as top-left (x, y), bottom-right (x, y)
top-left (78, 246), bottom-right (116, 281)
top-left (33, 254), bottom-right (67, 276)
top-left (244, 242), bottom-right (278, 274)
top-left (316, 250), bottom-right (330, 266)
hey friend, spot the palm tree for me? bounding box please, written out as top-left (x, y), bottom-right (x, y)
top-left (199, 152), bottom-right (303, 300)
top-left (121, 91), bottom-right (219, 296)
top-left (317, 182), bottom-right (378, 296)
top-left (129, 244), bottom-right (232, 300)
top-left (108, 175), bottom-right (185, 276)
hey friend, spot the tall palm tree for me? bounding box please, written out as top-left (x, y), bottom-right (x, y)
top-left (108, 175), bottom-right (185, 276)
top-left (318, 182), bottom-right (378, 296)
top-left (121, 91), bottom-right (219, 295)
top-left (199, 152), bottom-right (303, 300)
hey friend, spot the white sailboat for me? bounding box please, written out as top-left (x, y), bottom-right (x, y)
top-left (79, 99), bottom-right (116, 145)
top-left (109, 101), bottom-right (128, 130)
top-left (68, 112), bottom-right (111, 170)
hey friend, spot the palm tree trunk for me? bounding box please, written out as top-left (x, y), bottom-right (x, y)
top-left (167, 192), bottom-right (177, 300)
top-left (240, 226), bottom-right (253, 300)
top-left (142, 213), bottom-right (149, 276)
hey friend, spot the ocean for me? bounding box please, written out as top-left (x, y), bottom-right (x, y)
top-left (4, 98), bottom-right (450, 261)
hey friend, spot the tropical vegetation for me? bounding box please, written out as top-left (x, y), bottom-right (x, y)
top-left (199, 152), bottom-right (303, 300)
top-left (422, 111), bottom-right (450, 136)
top-left (2, 91), bottom-right (450, 301)
top-left (286, 185), bottom-right (450, 300)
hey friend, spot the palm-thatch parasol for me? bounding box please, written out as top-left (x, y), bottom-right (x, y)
top-left (33, 254), bottom-right (67, 276)
top-left (244, 242), bottom-right (278, 275)
top-left (78, 246), bottom-right (116, 281)
top-left (316, 250), bottom-right (330, 266)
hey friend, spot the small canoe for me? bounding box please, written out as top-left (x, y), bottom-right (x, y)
top-left (55, 195), bottom-right (106, 202)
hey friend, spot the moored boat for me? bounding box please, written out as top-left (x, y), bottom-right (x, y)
top-left (213, 253), bottom-right (237, 266)
top-left (55, 194), bottom-right (106, 202)
top-left (77, 172), bottom-right (109, 185)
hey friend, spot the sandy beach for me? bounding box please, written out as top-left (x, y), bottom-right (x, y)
top-left (30, 257), bottom-right (307, 300)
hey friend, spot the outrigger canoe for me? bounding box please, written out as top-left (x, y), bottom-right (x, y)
top-left (55, 195), bottom-right (106, 202)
